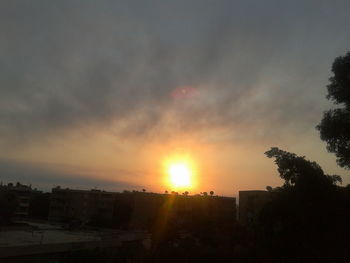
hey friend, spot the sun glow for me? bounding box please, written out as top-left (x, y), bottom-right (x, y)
top-left (169, 163), bottom-right (191, 187)
top-left (163, 153), bottom-right (196, 190)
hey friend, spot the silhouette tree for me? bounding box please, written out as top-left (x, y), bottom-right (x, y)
top-left (202, 192), bottom-right (208, 196)
top-left (317, 51), bottom-right (350, 169)
top-left (265, 147), bottom-right (341, 190)
top-left (142, 188), bottom-right (146, 192)
top-left (209, 191), bottom-right (214, 196)
top-left (260, 148), bottom-right (348, 262)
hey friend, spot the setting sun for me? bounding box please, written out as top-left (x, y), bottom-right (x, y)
top-left (168, 163), bottom-right (191, 187)
top-left (163, 152), bottom-right (197, 190)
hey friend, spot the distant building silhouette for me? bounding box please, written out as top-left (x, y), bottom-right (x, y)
top-left (48, 187), bottom-right (237, 230)
top-left (239, 190), bottom-right (270, 225)
top-left (127, 192), bottom-right (237, 230)
top-left (49, 187), bottom-right (116, 224)
top-left (0, 182), bottom-right (41, 218)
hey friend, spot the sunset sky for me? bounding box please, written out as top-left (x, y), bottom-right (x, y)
top-left (1, 1), bottom-right (350, 196)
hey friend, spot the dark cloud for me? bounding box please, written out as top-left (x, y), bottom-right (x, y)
top-left (0, 158), bottom-right (138, 192)
top-left (0, 0), bottom-right (350, 145)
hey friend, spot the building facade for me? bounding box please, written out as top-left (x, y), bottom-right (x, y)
top-left (0, 182), bottom-right (41, 218)
top-left (49, 187), bottom-right (116, 224)
top-left (129, 192), bottom-right (237, 230)
top-left (238, 190), bottom-right (271, 225)
top-left (49, 188), bottom-right (237, 231)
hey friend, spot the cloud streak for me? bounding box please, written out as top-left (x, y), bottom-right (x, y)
top-left (1, 1), bottom-right (350, 145)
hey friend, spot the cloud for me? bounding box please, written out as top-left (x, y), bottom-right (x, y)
top-left (0, 0), bottom-right (350, 146)
top-left (0, 158), bottom-right (138, 192)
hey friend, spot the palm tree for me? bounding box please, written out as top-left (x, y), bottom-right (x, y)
top-left (210, 191), bottom-right (214, 196)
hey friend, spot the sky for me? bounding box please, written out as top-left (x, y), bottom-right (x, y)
top-left (0, 0), bottom-right (350, 196)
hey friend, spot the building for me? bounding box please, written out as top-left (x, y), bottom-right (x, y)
top-left (0, 182), bottom-right (41, 218)
top-left (129, 192), bottom-right (237, 230)
top-left (48, 187), bottom-right (237, 231)
top-left (238, 190), bottom-right (271, 225)
top-left (49, 187), bottom-right (116, 224)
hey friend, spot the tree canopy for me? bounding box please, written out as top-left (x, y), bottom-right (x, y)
top-left (317, 51), bottom-right (350, 169)
top-left (265, 147), bottom-right (341, 190)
